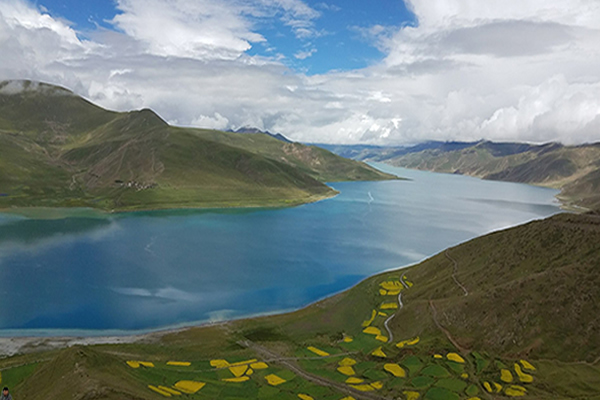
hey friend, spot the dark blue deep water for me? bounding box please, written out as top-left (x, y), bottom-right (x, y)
top-left (0, 165), bottom-right (561, 335)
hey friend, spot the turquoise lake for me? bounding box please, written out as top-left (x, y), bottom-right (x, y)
top-left (0, 165), bottom-right (561, 336)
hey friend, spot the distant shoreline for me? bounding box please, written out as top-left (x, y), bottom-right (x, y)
top-left (0, 191), bottom-right (338, 220)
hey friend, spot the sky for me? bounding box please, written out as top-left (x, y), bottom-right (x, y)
top-left (0, 0), bottom-right (599, 145)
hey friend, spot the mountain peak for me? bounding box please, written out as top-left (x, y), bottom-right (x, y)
top-left (231, 126), bottom-right (292, 143)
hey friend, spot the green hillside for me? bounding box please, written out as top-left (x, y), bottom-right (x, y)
top-left (335, 140), bottom-right (600, 211)
top-left (2, 212), bottom-right (599, 399)
top-left (0, 80), bottom-right (395, 212)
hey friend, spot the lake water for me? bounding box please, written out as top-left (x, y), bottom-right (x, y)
top-left (0, 165), bottom-right (561, 336)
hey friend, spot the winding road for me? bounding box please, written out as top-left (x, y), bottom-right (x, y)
top-left (238, 340), bottom-right (392, 400)
top-left (383, 274), bottom-right (410, 344)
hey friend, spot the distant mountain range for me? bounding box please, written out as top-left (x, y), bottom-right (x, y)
top-left (0, 80), bottom-right (395, 212)
top-left (319, 140), bottom-right (600, 211)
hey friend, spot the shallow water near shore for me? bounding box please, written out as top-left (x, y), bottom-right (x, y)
top-left (0, 165), bottom-right (561, 336)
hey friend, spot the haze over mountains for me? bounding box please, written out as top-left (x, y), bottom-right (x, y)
top-left (321, 141), bottom-right (600, 211)
top-left (0, 80), bottom-right (394, 212)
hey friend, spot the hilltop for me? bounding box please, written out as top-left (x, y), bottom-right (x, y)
top-left (320, 141), bottom-right (600, 211)
top-left (1, 211), bottom-right (599, 399)
top-left (0, 80), bottom-right (395, 213)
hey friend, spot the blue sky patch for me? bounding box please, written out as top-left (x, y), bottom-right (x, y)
top-left (37, 0), bottom-right (416, 74)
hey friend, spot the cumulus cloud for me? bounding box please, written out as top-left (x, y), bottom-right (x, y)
top-left (0, 0), bottom-right (599, 145)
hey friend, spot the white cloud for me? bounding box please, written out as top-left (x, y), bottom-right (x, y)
top-left (0, 0), bottom-right (599, 145)
top-left (112, 0), bottom-right (264, 60)
top-left (190, 112), bottom-right (230, 130)
top-left (294, 47), bottom-right (316, 59)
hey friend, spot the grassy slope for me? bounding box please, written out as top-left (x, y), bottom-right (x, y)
top-left (382, 141), bottom-right (600, 210)
top-left (0, 80), bottom-right (394, 212)
top-left (187, 128), bottom-right (395, 182)
top-left (2, 212), bottom-right (599, 399)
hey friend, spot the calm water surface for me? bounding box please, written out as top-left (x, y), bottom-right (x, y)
top-left (0, 165), bottom-right (561, 335)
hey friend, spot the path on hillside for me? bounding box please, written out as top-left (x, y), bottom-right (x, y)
top-left (383, 274), bottom-right (410, 344)
top-left (445, 249), bottom-right (469, 296)
top-left (429, 300), bottom-right (469, 355)
top-left (238, 339), bottom-right (392, 400)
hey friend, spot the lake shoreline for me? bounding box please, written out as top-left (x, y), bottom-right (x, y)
top-left (0, 259), bottom-right (418, 357)
top-left (0, 192), bottom-right (339, 220)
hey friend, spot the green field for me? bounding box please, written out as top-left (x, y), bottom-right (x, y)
top-left (2, 211), bottom-right (599, 399)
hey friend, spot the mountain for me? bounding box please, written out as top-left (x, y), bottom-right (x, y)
top-left (316, 141), bottom-right (481, 162)
top-left (0, 80), bottom-right (395, 212)
top-left (230, 127), bottom-right (292, 143)
top-left (2, 211), bottom-right (599, 399)
top-left (322, 140), bottom-right (600, 211)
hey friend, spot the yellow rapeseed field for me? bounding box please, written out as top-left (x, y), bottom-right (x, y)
top-left (350, 383), bottom-right (375, 392)
top-left (446, 353), bottom-right (465, 363)
top-left (140, 362), bottom-right (154, 367)
top-left (505, 385), bottom-right (527, 397)
top-left (380, 302), bottom-right (399, 310)
top-left (337, 366), bottom-right (356, 376)
top-left (230, 359), bottom-right (258, 366)
top-left (222, 376), bottom-right (250, 383)
top-left (251, 362), bottom-right (269, 370)
top-left (372, 347), bottom-right (387, 358)
top-left (520, 360), bottom-right (536, 371)
top-left (396, 336), bottom-right (420, 348)
top-left (380, 281), bottom-right (403, 290)
top-left (158, 386), bottom-right (181, 395)
top-left (484, 382), bottom-right (502, 393)
top-left (362, 310), bottom-right (377, 327)
top-left (384, 363), bottom-right (406, 377)
top-left (210, 359), bottom-right (230, 368)
top-left (375, 335), bottom-right (388, 342)
top-left (403, 391), bottom-right (420, 400)
top-left (363, 326), bottom-right (382, 336)
top-left (166, 361), bottom-right (191, 366)
top-left (126, 361), bottom-right (140, 368)
top-left (339, 357), bottom-right (357, 366)
top-left (173, 381), bottom-right (205, 394)
top-left (514, 364), bottom-right (533, 383)
top-left (501, 369), bottom-right (513, 383)
top-left (264, 374), bottom-right (286, 386)
top-left (148, 385), bottom-right (172, 397)
top-left (346, 377), bottom-right (364, 384)
top-left (229, 365), bottom-right (249, 377)
top-left (307, 346), bottom-right (330, 356)
top-left (298, 394), bottom-right (314, 400)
